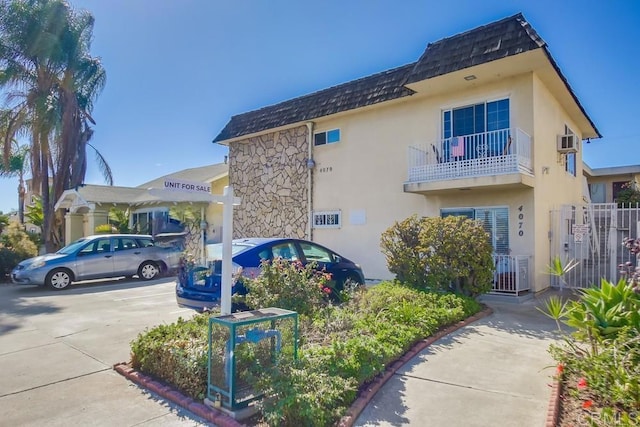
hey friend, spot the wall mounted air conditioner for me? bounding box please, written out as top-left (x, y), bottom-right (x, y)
top-left (557, 134), bottom-right (578, 153)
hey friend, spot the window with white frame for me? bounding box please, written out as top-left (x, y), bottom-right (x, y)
top-left (313, 210), bottom-right (341, 228)
top-left (441, 206), bottom-right (509, 254)
top-left (564, 125), bottom-right (577, 177)
top-left (131, 209), bottom-right (169, 234)
top-left (314, 129), bottom-right (340, 146)
top-left (588, 182), bottom-right (606, 203)
top-left (442, 99), bottom-right (510, 138)
top-left (440, 99), bottom-right (510, 161)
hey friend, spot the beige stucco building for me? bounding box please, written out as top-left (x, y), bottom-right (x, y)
top-left (213, 14), bottom-right (602, 295)
top-left (54, 164), bottom-right (229, 259)
top-left (584, 164), bottom-right (640, 204)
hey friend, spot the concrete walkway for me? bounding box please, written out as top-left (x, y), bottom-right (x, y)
top-left (354, 293), bottom-right (561, 427)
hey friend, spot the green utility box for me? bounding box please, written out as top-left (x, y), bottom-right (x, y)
top-left (207, 307), bottom-right (298, 410)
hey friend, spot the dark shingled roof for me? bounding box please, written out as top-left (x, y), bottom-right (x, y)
top-left (404, 13), bottom-right (545, 84)
top-left (213, 63), bottom-right (416, 143)
top-left (214, 12), bottom-right (600, 143)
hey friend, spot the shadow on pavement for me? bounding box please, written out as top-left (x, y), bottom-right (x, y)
top-left (0, 276), bottom-right (177, 333)
top-left (7, 274), bottom-right (177, 297)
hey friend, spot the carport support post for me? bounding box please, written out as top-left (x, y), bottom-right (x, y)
top-left (221, 185), bottom-right (234, 315)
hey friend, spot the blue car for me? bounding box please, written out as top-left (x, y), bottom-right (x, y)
top-left (175, 238), bottom-right (365, 311)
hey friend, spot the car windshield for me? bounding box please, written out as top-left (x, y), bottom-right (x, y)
top-left (206, 243), bottom-right (252, 261)
top-left (57, 239), bottom-right (90, 255)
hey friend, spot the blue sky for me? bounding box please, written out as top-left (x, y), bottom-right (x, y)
top-left (1, 0), bottom-right (639, 213)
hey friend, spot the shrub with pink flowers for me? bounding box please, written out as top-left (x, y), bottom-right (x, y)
top-left (240, 257), bottom-right (332, 317)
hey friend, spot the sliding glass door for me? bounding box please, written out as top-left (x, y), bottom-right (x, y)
top-left (441, 207), bottom-right (509, 254)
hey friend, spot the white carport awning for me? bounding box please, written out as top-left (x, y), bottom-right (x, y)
top-left (54, 189), bottom-right (91, 212)
top-left (54, 184), bottom-right (240, 212)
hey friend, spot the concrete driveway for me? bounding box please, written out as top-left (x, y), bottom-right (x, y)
top-left (0, 277), bottom-right (208, 426)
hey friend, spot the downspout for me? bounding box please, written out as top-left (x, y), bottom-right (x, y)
top-left (200, 206), bottom-right (206, 265)
top-left (306, 122), bottom-right (314, 240)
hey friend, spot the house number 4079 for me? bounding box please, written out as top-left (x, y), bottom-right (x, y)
top-left (518, 205), bottom-right (524, 237)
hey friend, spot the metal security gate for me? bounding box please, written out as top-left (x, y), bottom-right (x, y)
top-left (549, 203), bottom-right (640, 289)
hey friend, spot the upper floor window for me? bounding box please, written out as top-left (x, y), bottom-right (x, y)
top-left (314, 129), bottom-right (340, 146)
top-left (613, 181), bottom-right (629, 202)
top-left (588, 183), bottom-right (606, 203)
top-left (565, 153), bottom-right (576, 176)
top-left (564, 125), bottom-right (577, 177)
top-left (443, 99), bottom-right (509, 139)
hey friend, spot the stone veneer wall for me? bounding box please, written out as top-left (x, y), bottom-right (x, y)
top-left (229, 125), bottom-right (309, 238)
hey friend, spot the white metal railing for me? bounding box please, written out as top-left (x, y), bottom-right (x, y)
top-left (550, 203), bottom-right (640, 289)
top-left (407, 128), bottom-right (533, 183)
top-left (491, 254), bottom-right (532, 294)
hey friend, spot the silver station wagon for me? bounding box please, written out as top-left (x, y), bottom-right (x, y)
top-left (11, 234), bottom-right (181, 290)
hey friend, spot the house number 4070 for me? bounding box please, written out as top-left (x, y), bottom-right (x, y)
top-left (518, 205), bottom-right (524, 237)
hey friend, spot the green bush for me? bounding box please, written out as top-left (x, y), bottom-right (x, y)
top-left (615, 181), bottom-right (640, 207)
top-left (1, 221), bottom-right (38, 258)
top-left (0, 222), bottom-right (38, 278)
top-left (242, 258), bottom-right (330, 316)
top-left (129, 282), bottom-right (481, 426)
top-left (130, 314), bottom-right (212, 400)
top-left (379, 215), bottom-right (425, 286)
top-left (254, 357), bottom-right (357, 427)
top-left (381, 215), bottom-right (494, 296)
top-left (0, 247), bottom-right (23, 278)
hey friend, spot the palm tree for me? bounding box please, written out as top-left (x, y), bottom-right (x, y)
top-left (0, 0), bottom-right (108, 250)
top-left (0, 136), bottom-right (29, 223)
top-left (24, 194), bottom-right (43, 228)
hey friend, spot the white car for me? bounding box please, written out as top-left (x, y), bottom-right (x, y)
top-left (11, 234), bottom-right (181, 290)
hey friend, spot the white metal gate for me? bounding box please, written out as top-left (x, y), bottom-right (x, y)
top-left (549, 203), bottom-right (640, 289)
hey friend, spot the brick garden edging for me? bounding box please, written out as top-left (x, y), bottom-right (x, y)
top-left (114, 306), bottom-right (494, 427)
top-left (113, 362), bottom-right (245, 427)
top-left (545, 367), bottom-right (564, 427)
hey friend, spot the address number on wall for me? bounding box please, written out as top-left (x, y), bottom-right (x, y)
top-left (518, 205), bottom-right (524, 237)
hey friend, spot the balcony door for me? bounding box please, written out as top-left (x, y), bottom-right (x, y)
top-left (442, 99), bottom-right (510, 160)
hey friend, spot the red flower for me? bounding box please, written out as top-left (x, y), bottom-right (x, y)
top-left (582, 400), bottom-right (593, 409)
top-left (577, 378), bottom-right (588, 389)
top-left (556, 364), bottom-right (564, 375)
top-left (322, 287), bottom-right (332, 294)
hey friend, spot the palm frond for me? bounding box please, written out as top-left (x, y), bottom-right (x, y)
top-left (88, 141), bottom-right (113, 186)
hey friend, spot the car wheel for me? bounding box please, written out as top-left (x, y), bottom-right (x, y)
top-left (46, 268), bottom-right (72, 290)
top-left (138, 261), bottom-right (159, 280)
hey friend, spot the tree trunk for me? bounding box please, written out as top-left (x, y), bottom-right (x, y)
top-left (17, 172), bottom-right (25, 224)
top-left (39, 130), bottom-right (55, 253)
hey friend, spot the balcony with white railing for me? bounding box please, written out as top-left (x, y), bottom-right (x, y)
top-left (404, 128), bottom-right (534, 194)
